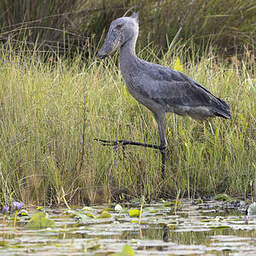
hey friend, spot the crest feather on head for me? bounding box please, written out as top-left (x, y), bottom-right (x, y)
top-left (130, 12), bottom-right (139, 22)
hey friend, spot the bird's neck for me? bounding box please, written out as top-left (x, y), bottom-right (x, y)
top-left (120, 36), bottom-right (137, 69)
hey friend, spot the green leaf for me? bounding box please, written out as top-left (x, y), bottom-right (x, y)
top-left (111, 245), bottom-right (135, 256)
top-left (25, 212), bottom-right (56, 229)
top-left (149, 210), bottom-right (158, 213)
top-left (84, 212), bottom-right (95, 218)
top-left (17, 209), bottom-right (29, 216)
top-left (128, 209), bottom-right (140, 218)
top-left (67, 209), bottom-right (96, 220)
top-left (97, 210), bottom-right (112, 218)
top-left (195, 198), bottom-right (203, 204)
top-left (163, 200), bottom-right (181, 207)
top-left (213, 194), bottom-right (231, 201)
top-left (88, 244), bottom-right (101, 251)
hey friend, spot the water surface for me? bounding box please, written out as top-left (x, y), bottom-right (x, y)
top-left (1, 200), bottom-right (255, 255)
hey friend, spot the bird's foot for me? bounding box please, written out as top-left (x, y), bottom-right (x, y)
top-left (94, 138), bottom-right (160, 150)
top-left (94, 138), bottom-right (122, 146)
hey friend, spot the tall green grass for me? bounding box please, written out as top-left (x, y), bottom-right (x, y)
top-left (1, 0), bottom-right (256, 56)
top-left (0, 42), bottom-right (255, 206)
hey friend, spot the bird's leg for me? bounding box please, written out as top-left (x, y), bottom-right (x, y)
top-left (160, 145), bottom-right (167, 179)
top-left (155, 113), bottom-right (167, 179)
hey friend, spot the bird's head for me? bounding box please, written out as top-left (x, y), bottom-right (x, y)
top-left (97, 12), bottom-right (139, 59)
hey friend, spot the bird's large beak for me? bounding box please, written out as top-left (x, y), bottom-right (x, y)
top-left (97, 31), bottom-right (122, 59)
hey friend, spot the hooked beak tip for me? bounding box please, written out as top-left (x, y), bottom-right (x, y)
top-left (97, 54), bottom-right (106, 59)
top-left (97, 51), bottom-right (107, 59)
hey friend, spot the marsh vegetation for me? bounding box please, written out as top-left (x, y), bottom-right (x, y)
top-left (0, 40), bottom-right (255, 206)
top-left (0, 0), bottom-right (255, 206)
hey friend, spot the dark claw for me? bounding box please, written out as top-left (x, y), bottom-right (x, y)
top-left (94, 138), bottom-right (119, 146)
top-left (97, 53), bottom-right (107, 59)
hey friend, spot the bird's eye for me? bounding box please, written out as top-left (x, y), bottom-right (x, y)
top-left (115, 24), bottom-right (123, 30)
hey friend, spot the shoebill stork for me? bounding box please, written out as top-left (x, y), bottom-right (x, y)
top-left (96, 13), bottom-right (231, 178)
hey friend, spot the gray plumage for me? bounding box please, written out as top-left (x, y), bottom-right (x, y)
top-left (97, 13), bottom-right (231, 172)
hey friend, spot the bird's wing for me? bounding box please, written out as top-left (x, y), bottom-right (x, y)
top-left (138, 62), bottom-right (227, 109)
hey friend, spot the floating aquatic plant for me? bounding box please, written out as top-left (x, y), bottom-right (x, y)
top-left (26, 212), bottom-right (56, 229)
top-left (111, 245), bottom-right (135, 256)
top-left (128, 209), bottom-right (140, 218)
top-left (213, 194), bottom-right (231, 202)
top-left (17, 209), bottom-right (29, 216)
top-left (97, 210), bottom-right (112, 219)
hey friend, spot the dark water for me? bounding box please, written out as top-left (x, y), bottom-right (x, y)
top-left (1, 200), bottom-right (256, 255)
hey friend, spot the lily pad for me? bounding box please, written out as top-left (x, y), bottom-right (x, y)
top-left (25, 212), bottom-right (56, 229)
top-left (213, 194), bottom-right (231, 201)
top-left (195, 198), bottom-right (203, 204)
top-left (97, 210), bottom-right (112, 218)
top-left (111, 245), bottom-right (135, 256)
top-left (1, 200), bottom-right (255, 255)
top-left (128, 209), bottom-right (140, 217)
top-left (17, 209), bottom-right (29, 216)
top-left (163, 200), bottom-right (181, 207)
